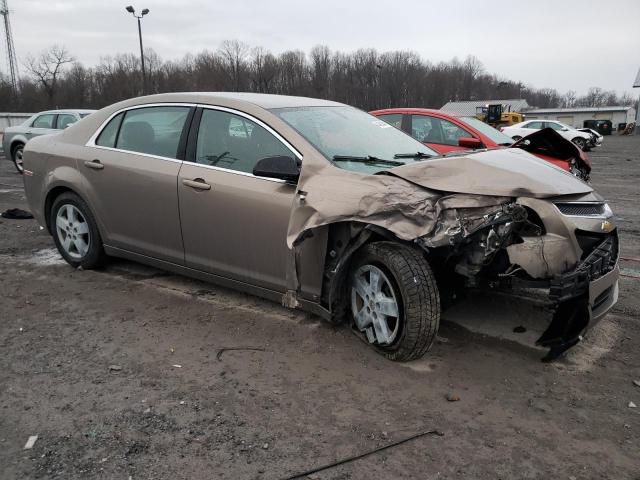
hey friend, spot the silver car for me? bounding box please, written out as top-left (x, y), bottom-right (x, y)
top-left (2, 109), bottom-right (95, 173)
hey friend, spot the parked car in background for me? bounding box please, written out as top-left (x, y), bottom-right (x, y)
top-left (583, 119), bottom-right (612, 136)
top-left (369, 108), bottom-right (514, 154)
top-left (21, 93), bottom-right (618, 362)
top-left (2, 109), bottom-right (96, 173)
top-left (371, 108), bottom-right (591, 181)
top-left (501, 120), bottom-right (593, 150)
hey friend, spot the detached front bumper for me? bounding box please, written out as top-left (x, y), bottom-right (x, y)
top-left (536, 232), bottom-right (619, 360)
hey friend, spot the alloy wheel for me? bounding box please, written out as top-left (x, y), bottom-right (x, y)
top-left (351, 264), bottom-right (401, 345)
top-left (55, 204), bottom-right (91, 259)
top-left (14, 146), bottom-right (24, 173)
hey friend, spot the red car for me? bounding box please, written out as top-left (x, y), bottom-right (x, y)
top-left (370, 108), bottom-right (591, 180)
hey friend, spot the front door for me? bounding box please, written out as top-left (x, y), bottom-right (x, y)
top-left (28, 113), bottom-right (58, 140)
top-left (410, 115), bottom-right (475, 153)
top-left (81, 105), bottom-right (193, 263)
top-left (178, 107), bottom-right (298, 292)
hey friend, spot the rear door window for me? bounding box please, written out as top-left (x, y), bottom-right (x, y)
top-left (544, 122), bottom-right (564, 130)
top-left (524, 121), bottom-right (543, 129)
top-left (57, 113), bottom-right (77, 129)
top-left (115, 106), bottom-right (191, 159)
top-left (195, 109), bottom-right (292, 174)
top-left (32, 114), bottom-right (56, 129)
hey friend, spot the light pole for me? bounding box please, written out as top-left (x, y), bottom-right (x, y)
top-left (125, 5), bottom-right (149, 94)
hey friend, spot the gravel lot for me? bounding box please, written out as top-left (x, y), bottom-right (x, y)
top-left (1, 136), bottom-right (639, 479)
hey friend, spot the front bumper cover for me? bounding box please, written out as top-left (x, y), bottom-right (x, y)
top-left (536, 233), bottom-right (619, 360)
top-left (497, 232), bottom-right (619, 361)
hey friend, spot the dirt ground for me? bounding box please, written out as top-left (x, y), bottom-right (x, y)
top-left (1, 136), bottom-right (639, 480)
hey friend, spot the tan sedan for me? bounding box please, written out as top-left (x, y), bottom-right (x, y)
top-left (22, 93), bottom-right (619, 362)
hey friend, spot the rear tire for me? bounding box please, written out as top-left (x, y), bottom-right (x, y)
top-left (349, 242), bottom-right (440, 361)
top-left (11, 143), bottom-right (24, 174)
top-left (50, 192), bottom-right (106, 269)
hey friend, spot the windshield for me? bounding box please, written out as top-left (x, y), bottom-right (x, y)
top-left (459, 116), bottom-right (514, 145)
top-left (272, 106), bottom-right (437, 174)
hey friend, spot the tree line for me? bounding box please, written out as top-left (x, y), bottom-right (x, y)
top-left (0, 41), bottom-right (635, 113)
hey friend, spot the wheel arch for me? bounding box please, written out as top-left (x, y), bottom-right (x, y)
top-left (44, 185), bottom-right (97, 236)
top-left (9, 137), bottom-right (26, 155)
top-left (320, 221), bottom-right (424, 320)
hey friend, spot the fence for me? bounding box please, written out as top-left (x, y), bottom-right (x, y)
top-left (0, 113), bottom-right (33, 132)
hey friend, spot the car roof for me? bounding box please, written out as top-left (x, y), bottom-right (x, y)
top-left (371, 107), bottom-right (451, 116)
top-left (35, 109), bottom-right (97, 115)
top-left (120, 92), bottom-right (344, 110)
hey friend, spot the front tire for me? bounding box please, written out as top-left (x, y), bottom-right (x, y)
top-left (572, 137), bottom-right (586, 150)
top-left (11, 143), bottom-right (24, 174)
top-left (50, 192), bottom-right (105, 269)
top-left (349, 242), bottom-right (440, 361)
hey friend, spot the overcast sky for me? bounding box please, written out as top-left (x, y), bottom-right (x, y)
top-left (8, 0), bottom-right (640, 96)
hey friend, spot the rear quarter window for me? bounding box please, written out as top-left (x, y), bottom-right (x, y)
top-left (96, 112), bottom-right (124, 148)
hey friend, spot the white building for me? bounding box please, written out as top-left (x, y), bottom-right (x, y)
top-left (524, 106), bottom-right (636, 130)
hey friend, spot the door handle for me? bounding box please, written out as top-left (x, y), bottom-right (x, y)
top-left (182, 178), bottom-right (211, 190)
top-left (84, 159), bottom-right (104, 170)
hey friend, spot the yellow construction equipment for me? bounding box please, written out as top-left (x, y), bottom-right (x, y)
top-left (475, 104), bottom-right (524, 128)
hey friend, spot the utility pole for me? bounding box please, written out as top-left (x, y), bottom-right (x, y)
top-left (125, 5), bottom-right (149, 94)
top-left (0, 0), bottom-right (19, 94)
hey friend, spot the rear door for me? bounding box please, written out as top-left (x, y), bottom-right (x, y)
top-left (81, 104), bottom-right (193, 263)
top-left (178, 107), bottom-right (298, 292)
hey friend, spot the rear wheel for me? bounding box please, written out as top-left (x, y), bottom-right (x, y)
top-left (572, 137), bottom-right (586, 150)
top-left (349, 242), bottom-right (440, 361)
top-left (50, 192), bottom-right (106, 269)
top-left (11, 143), bottom-right (24, 174)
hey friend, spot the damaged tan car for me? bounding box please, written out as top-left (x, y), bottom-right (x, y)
top-left (22, 93), bottom-right (619, 362)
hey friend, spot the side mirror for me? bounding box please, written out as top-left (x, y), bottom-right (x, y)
top-left (458, 137), bottom-right (484, 149)
top-left (253, 155), bottom-right (300, 183)
top-left (561, 127), bottom-right (568, 131)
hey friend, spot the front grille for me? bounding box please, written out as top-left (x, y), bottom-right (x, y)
top-left (555, 202), bottom-right (605, 216)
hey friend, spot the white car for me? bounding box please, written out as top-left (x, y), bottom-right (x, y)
top-left (502, 120), bottom-right (593, 151)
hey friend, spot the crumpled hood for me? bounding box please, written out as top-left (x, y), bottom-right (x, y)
top-left (388, 148), bottom-right (593, 198)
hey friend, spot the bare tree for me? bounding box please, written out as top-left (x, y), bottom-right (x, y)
top-left (218, 40), bottom-right (249, 91)
top-left (24, 45), bottom-right (74, 104)
top-left (3, 40), bottom-right (633, 114)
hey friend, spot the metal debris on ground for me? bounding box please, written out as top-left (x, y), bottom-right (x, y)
top-left (629, 402), bottom-right (637, 408)
top-left (108, 365), bottom-right (122, 371)
top-left (24, 435), bottom-right (38, 449)
top-left (633, 380), bottom-right (640, 388)
top-left (446, 393), bottom-right (461, 402)
top-left (171, 364), bottom-right (182, 368)
top-left (216, 347), bottom-right (268, 361)
top-left (282, 428), bottom-right (444, 479)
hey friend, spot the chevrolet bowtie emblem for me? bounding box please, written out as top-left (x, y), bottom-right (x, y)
top-left (601, 220), bottom-right (614, 232)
